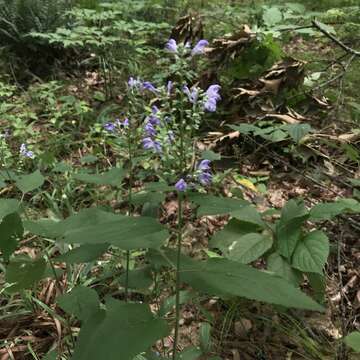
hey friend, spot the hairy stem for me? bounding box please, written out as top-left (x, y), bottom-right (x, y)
top-left (125, 127), bottom-right (134, 302)
top-left (172, 192), bottom-right (182, 360)
top-left (172, 102), bottom-right (186, 359)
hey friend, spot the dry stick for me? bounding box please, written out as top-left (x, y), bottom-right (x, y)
top-left (312, 20), bottom-right (360, 57)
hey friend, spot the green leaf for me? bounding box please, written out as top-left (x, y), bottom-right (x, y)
top-left (80, 155), bottom-right (98, 164)
top-left (42, 350), bottom-right (58, 360)
top-left (0, 199), bottom-right (20, 220)
top-left (276, 199), bottom-right (309, 259)
top-left (344, 331), bottom-right (360, 353)
top-left (24, 218), bottom-right (63, 239)
top-left (189, 193), bottom-right (249, 216)
top-left (58, 286), bottom-right (100, 322)
top-left (73, 167), bottom-right (125, 186)
top-left (267, 252), bottom-right (301, 285)
top-left (158, 290), bottom-right (194, 317)
top-left (263, 6), bottom-right (282, 26)
top-left (119, 267), bottom-right (153, 290)
top-left (71, 299), bottom-right (169, 360)
top-left (282, 124), bottom-right (312, 143)
top-left (292, 230), bottom-right (329, 274)
top-left (55, 244), bottom-right (109, 264)
top-left (0, 212), bottom-right (23, 261)
top-left (231, 205), bottom-right (266, 228)
top-left (132, 191), bottom-right (165, 205)
top-left (199, 322), bottom-right (212, 353)
top-left (211, 219), bottom-right (260, 253)
top-left (307, 272), bottom-right (326, 303)
top-left (15, 170), bottom-right (45, 193)
top-left (309, 198), bottom-right (360, 221)
top-left (63, 215), bottom-right (168, 250)
top-left (201, 150), bottom-right (221, 161)
top-left (173, 253), bottom-right (323, 311)
top-left (177, 347), bottom-right (202, 360)
top-left (6, 257), bottom-right (46, 293)
top-left (227, 233), bottom-right (273, 264)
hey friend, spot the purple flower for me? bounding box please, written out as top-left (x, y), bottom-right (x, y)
top-left (165, 39), bottom-right (177, 53)
top-left (147, 114), bottom-right (161, 126)
top-left (128, 77), bottom-right (142, 88)
top-left (152, 105), bottom-right (159, 114)
top-left (204, 84), bottom-right (221, 112)
top-left (206, 84), bottom-right (221, 101)
top-left (191, 39), bottom-right (209, 56)
top-left (183, 85), bottom-right (198, 103)
top-left (204, 99), bottom-right (217, 112)
top-left (104, 122), bottom-right (115, 132)
top-left (122, 118), bottom-right (129, 127)
top-left (19, 143), bottom-right (34, 159)
top-left (142, 137), bottom-right (162, 153)
top-left (144, 121), bottom-right (157, 137)
top-left (143, 81), bottom-right (158, 93)
top-left (175, 178), bottom-right (187, 192)
top-left (167, 81), bottom-right (173, 96)
top-left (198, 172), bottom-right (212, 186)
top-left (198, 159), bottom-right (211, 171)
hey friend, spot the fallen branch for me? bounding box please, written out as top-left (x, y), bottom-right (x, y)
top-left (312, 19), bottom-right (360, 57)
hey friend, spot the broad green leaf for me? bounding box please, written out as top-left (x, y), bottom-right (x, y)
top-left (309, 198), bottom-right (360, 221)
top-left (144, 182), bottom-right (173, 192)
top-left (292, 231), bottom-right (329, 274)
top-left (349, 178), bottom-right (360, 187)
top-left (0, 199), bottom-right (20, 220)
top-left (71, 299), bottom-right (169, 360)
top-left (58, 286), bottom-right (100, 322)
top-left (307, 272), bottom-right (326, 303)
top-left (231, 205), bottom-right (265, 228)
top-left (42, 350), bottom-right (58, 360)
top-left (227, 233), bottom-right (273, 264)
top-left (177, 347), bottom-right (202, 360)
top-left (6, 257), bottom-right (46, 293)
top-left (199, 322), bottom-right (212, 353)
top-left (263, 6), bottom-right (282, 26)
top-left (25, 208), bottom-right (120, 239)
top-left (276, 199), bottom-right (309, 259)
top-left (201, 150), bottom-right (221, 161)
top-left (55, 243), bottom-right (109, 264)
top-left (189, 193), bottom-right (249, 216)
top-left (119, 267), bottom-right (153, 290)
top-left (344, 331), bottom-right (360, 353)
top-left (177, 254), bottom-right (323, 311)
top-left (282, 124), bottom-right (312, 143)
top-left (158, 290), bottom-right (194, 317)
top-left (132, 191), bottom-right (165, 205)
top-left (16, 170), bottom-right (45, 193)
top-left (211, 219), bottom-right (260, 253)
top-left (267, 252), bottom-right (301, 285)
top-left (63, 215), bottom-right (168, 250)
top-left (24, 219), bottom-right (62, 239)
top-left (80, 155), bottom-right (98, 164)
top-left (0, 212), bottom-right (23, 261)
top-left (73, 167), bottom-right (125, 186)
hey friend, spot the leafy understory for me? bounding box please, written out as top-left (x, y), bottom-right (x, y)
top-left (1, 1), bottom-right (360, 359)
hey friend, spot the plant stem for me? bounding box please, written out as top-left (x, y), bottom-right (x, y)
top-left (172, 192), bottom-right (182, 360)
top-left (124, 127), bottom-right (134, 302)
top-left (172, 100), bottom-right (186, 359)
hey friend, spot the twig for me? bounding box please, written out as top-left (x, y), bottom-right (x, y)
top-left (312, 20), bottom-right (360, 57)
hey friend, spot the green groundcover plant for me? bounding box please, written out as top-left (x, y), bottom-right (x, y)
top-left (1, 35), bottom-right (360, 360)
